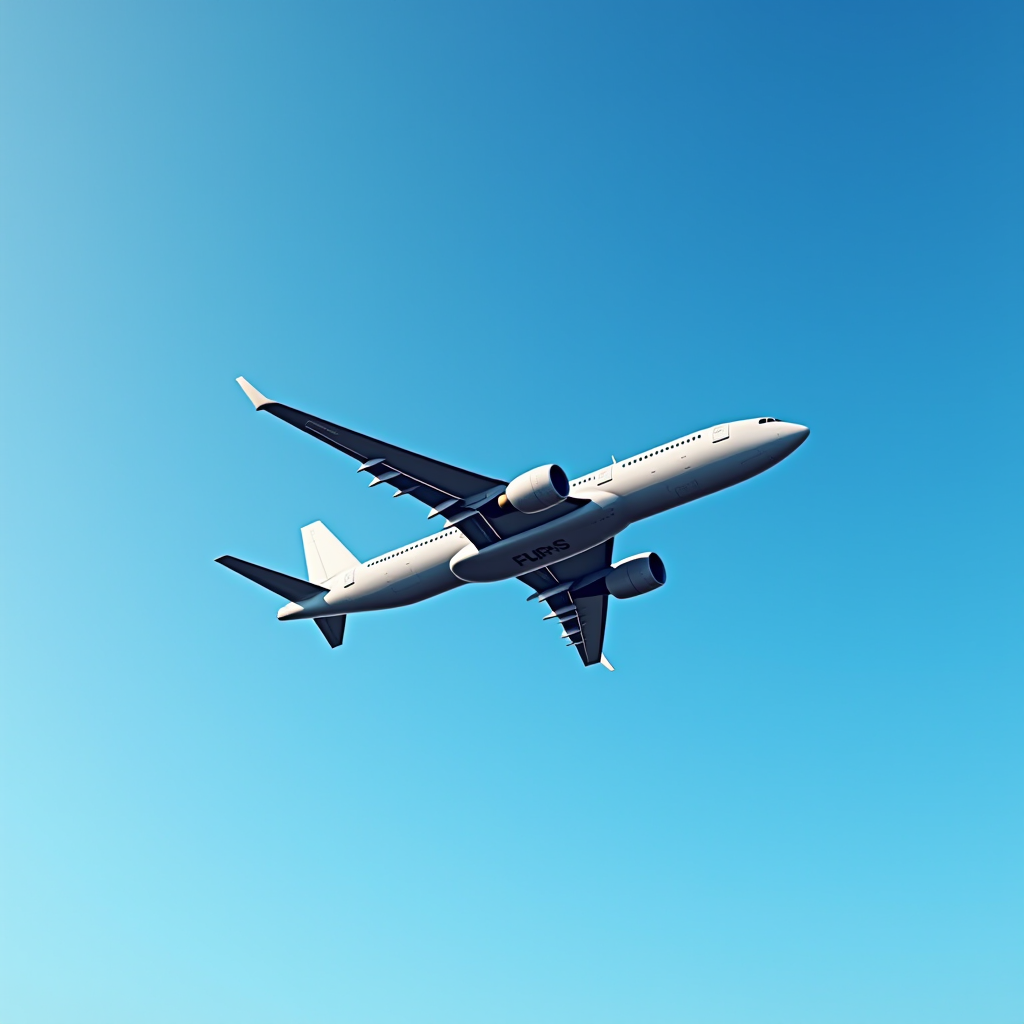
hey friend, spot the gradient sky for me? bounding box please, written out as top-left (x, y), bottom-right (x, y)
top-left (1, 3), bottom-right (1022, 1022)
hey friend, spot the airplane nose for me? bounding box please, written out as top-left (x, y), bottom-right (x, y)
top-left (771, 422), bottom-right (809, 453)
top-left (788, 423), bottom-right (810, 449)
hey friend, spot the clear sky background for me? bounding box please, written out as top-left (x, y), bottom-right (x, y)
top-left (1, 3), bottom-right (1021, 1022)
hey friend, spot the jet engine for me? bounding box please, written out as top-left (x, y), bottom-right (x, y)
top-left (500, 464), bottom-right (571, 514)
top-left (605, 553), bottom-right (667, 599)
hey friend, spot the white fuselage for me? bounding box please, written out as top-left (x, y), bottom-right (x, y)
top-left (278, 418), bottom-right (808, 621)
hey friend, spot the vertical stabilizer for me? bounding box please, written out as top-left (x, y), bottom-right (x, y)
top-left (301, 521), bottom-right (359, 584)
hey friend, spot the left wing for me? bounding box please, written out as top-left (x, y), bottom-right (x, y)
top-left (519, 540), bottom-right (614, 668)
top-left (236, 378), bottom-right (587, 550)
top-left (237, 377), bottom-right (504, 507)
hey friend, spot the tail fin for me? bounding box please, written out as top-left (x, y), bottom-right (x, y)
top-left (301, 521), bottom-right (359, 584)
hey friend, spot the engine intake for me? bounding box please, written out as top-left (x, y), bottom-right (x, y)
top-left (605, 553), bottom-right (667, 599)
top-left (501, 464), bottom-right (570, 514)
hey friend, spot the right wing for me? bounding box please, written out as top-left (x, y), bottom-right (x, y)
top-left (519, 540), bottom-right (614, 668)
top-left (236, 378), bottom-right (588, 550)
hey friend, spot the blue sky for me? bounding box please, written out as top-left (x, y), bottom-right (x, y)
top-left (1, 2), bottom-right (1021, 1021)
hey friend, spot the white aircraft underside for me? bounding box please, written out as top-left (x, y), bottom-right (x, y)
top-left (217, 378), bottom-right (809, 668)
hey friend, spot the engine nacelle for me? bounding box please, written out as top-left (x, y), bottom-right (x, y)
top-left (605, 553), bottom-right (667, 599)
top-left (501, 464), bottom-right (570, 514)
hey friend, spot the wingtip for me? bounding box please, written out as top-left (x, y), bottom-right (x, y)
top-left (600, 654), bottom-right (615, 672)
top-left (236, 376), bottom-right (273, 410)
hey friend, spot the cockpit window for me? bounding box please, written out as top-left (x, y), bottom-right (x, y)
top-left (758, 417), bottom-right (778, 424)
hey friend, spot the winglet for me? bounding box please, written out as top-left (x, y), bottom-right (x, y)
top-left (236, 376), bottom-right (273, 410)
top-left (600, 654), bottom-right (615, 672)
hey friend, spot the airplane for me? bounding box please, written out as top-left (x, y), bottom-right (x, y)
top-left (217, 378), bottom-right (809, 669)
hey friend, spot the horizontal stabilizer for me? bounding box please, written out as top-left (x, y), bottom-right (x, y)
top-left (314, 615), bottom-right (346, 648)
top-left (216, 555), bottom-right (328, 602)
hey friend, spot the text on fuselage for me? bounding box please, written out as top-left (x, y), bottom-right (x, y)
top-left (512, 539), bottom-right (570, 567)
